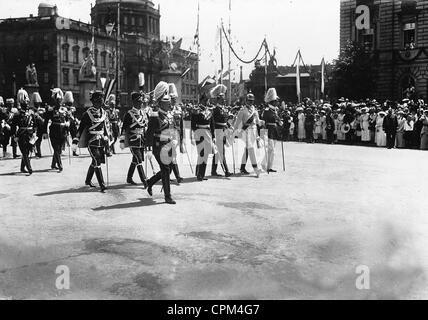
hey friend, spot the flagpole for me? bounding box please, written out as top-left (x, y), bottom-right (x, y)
top-left (115, 0), bottom-right (121, 106)
top-left (220, 22), bottom-right (224, 86)
top-left (228, 0), bottom-right (232, 106)
top-left (196, 1), bottom-right (200, 104)
top-left (264, 38), bottom-right (268, 95)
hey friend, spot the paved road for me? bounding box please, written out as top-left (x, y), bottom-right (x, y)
top-left (0, 135), bottom-right (427, 299)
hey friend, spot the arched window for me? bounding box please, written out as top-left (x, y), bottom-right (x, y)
top-left (42, 46), bottom-right (49, 61)
top-left (101, 51), bottom-right (107, 68)
top-left (72, 46), bottom-right (80, 64)
top-left (62, 44), bottom-right (69, 62)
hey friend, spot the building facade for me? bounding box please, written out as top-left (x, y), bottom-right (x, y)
top-left (0, 0), bottom-right (199, 106)
top-left (340, 0), bottom-right (428, 100)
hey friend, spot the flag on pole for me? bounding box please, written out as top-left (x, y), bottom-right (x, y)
top-left (104, 78), bottom-right (117, 104)
top-left (321, 57), bottom-right (325, 96)
top-left (296, 50), bottom-right (301, 103)
top-left (194, 1), bottom-right (200, 46)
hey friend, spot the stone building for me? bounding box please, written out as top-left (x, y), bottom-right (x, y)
top-left (340, 0), bottom-right (428, 100)
top-left (0, 0), bottom-right (199, 106)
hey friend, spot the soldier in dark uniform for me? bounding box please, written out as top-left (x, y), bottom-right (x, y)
top-left (76, 91), bottom-right (109, 192)
top-left (120, 91), bottom-right (148, 188)
top-left (44, 89), bottom-right (69, 172)
top-left (261, 88), bottom-right (282, 173)
top-left (34, 106), bottom-right (46, 158)
top-left (107, 94), bottom-right (120, 155)
top-left (169, 83), bottom-right (184, 184)
top-left (210, 84), bottom-right (232, 177)
top-left (4, 99), bottom-right (21, 159)
top-left (191, 103), bottom-right (214, 181)
top-left (145, 81), bottom-right (176, 204)
top-left (10, 98), bottom-right (37, 175)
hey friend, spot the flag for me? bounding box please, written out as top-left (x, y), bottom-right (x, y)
top-left (321, 57), bottom-right (325, 96)
top-left (104, 78), bottom-right (116, 104)
top-left (181, 68), bottom-right (191, 78)
top-left (194, 1), bottom-right (200, 46)
top-left (296, 50), bottom-right (301, 103)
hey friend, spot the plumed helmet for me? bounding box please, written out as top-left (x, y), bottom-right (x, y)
top-left (264, 88), bottom-right (279, 104)
top-left (17, 88), bottom-right (30, 105)
top-left (90, 90), bottom-right (104, 103)
top-left (108, 94), bottom-right (116, 104)
top-left (64, 91), bottom-right (74, 104)
top-left (210, 84), bottom-right (227, 99)
top-left (154, 81), bottom-right (170, 101)
top-left (168, 83), bottom-right (178, 99)
top-left (51, 88), bottom-right (64, 101)
top-left (138, 72), bottom-right (145, 87)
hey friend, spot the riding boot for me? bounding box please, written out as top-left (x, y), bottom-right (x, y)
top-left (20, 158), bottom-right (27, 173)
top-left (162, 169), bottom-right (175, 204)
top-left (127, 163), bottom-right (137, 185)
top-left (137, 164), bottom-right (148, 189)
top-left (85, 166), bottom-right (96, 188)
top-left (51, 155), bottom-right (58, 169)
top-left (95, 167), bottom-right (107, 192)
top-left (13, 144), bottom-right (20, 158)
top-left (211, 158), bottom-right (219, 176)
top-left (172, 164), bottom-right (183, 183)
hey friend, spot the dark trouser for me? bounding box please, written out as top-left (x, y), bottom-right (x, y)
top-left (50, 137), bottom-right (64, 169)
top-left (88, 145), bottom-right (106, 188)
top-left (306, 127), bottom-right (314, 143)
top-left (128, 147), bottom-right (147, 184)
top-left (11, 136), bottom-right (18, 156)
top-left (35, 135), bottom-right (43, 156)
top-left (18, 139), bottom-right (32, 172)
top-left (386, 132), bottom-right (396, 149)
top-left (212, 136), bottom-right (229, 175)
top-left (147, 144), bottom-right (174, 199)
top-left (326, 130), bottom-right (334, 144)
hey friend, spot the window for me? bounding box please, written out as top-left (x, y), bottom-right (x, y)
top-left (101, 52), bottom-right (107, 68)
top-left (43, 47), bottom-right (49, 61)
top-left (403, 22), bottom-right (416, 49)
top-left (73, 70), bottom-right (79, 86)
top-left (138, 17), bottom-right (143, 26)
top-left (94, 50), bottom-right (98, 67)
top-left (124, 15), bottom-right (128, 25)
top-left (62, 45), bottom-right (69, 62)
top-left (131, 17), bottom-right (135, 26)
top-left (62, 68), bottom-right (69, 86)
top-left (109, 53), bottom-right (114, 68)
top-left (44, 72), bottom-right (49, 84)
top-left (73, 47), bottom-right (79, 64)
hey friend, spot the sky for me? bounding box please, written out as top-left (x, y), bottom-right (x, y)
top-left (0, 0), bottom-right (340, 81)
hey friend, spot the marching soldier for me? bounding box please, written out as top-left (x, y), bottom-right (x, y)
top-left (210, 84), bottom-right (233, 177)
top-left (120, 91), bottom-right (148, 188)
top-left (107, 94), bottom-right (120, 155)
top-left (44, 88), bottom-right (70, 172)
top-left (10, 93), bottom-right (37, 175)
top-left (233, 93), bottom-right (263, 177)
top-left (191, 102), bottom-right (214, 181)
top-left (64, 91), bottom-right (79, 157)
top-left (145, 81), bottom-right (176, 204)
top-left (169, 83), bottom-right (184, 184)
top-left (34, 106), bottom-right (46, 158)
top-left (261, 88), bottom-right (283, 173)
top-left (4, 98), bottom-right (21, 159)
top-left (75, 91), bottom-right (109, 192)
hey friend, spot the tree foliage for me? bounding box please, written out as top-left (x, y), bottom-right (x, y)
top-left (332, 40), bottom-right (376, 100)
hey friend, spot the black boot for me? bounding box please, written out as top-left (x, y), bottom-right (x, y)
top-left (95, 167), bottom-right (107, 192)
top-left (172, 164), bottom-right (183, 183)
top-left (240, 164), bottom-right (250, 175)
top-left (137, 164), bottom-right (148, 189)
top-left (211, 161), bottom-right (222, 177)
top-left (197, 163), bottom-right (208, 181)
top-left (127, 163), bottom-right (137, 185)
top-left (85, 166), bottom-right (96, 188)
top-left (20, 159), bottom-right (28, 173)
top-left (73, 151), bottom-right (79, 157)
top-left (162, 170), bottom-right (175, 204)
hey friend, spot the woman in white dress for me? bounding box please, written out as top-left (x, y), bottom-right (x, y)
top-left (297, 108), bottom-right (306, 141)
top-left (320, 110), bottom-right (327, 141)
top-left (314, 113), bottom-right (322, 142)
top-left (360, 107), bottom-right (371, 143)
top-left (375, 111), bottom-right (387, 147)
top-left (337, 110), bottom-right (346, 141)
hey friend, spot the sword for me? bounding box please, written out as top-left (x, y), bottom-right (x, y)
top-left (281, 140), bottom-right (285, 171)
top-left (183, 141), bottom-right (194, 175)
top-left (231, 137), bottom-right (236, 175)
top-left (105, 147), bottom-right (109, 187)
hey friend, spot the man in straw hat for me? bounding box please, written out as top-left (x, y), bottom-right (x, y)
top-left (261, 87), bottom-right (283, 173)
top-left (145, 81), bottom-right (177, 204)
top-left (168, 83), bottom-right (184, 184)
top-left (120, 91), bottom-right (148, 188)
top-left (233, 93), bottom-right (263, 177)
top-left (76, 91), bottom-right (109, 192)
top-left (210, 84), bottom-right (233, 178)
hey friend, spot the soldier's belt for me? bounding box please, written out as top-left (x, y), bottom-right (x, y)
top-left (89, 130), bottom-right (104, 135)
top-left (215, 123), bottom-right (227, 126)
top-left (197, 125), bottom-right (211, 129)
top-left (266, 123), bottom-right (277, 126)
top-left (19, 127), bottom-right (33, 130)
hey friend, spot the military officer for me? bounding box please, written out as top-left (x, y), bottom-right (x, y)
top-left (261, 88), bottom-right (282, 173)
top-left (191, 103), bottom-right (214, 181)
top-left (107, 94), bottom-right (120, 155)
top-left (120, 91), bottom-right (148, 188)
top-left (233, 93), bottom-right (263, 177)
top-left (44, 88), bottom-right (70, 172)
top-left (4, 98), bottom-right (21, 159)
top-left (210, 84), bottom-right (233, 177)
top-left (145, 81), bottom-right (177, 204)
top-left (168, 83), bottom-right (184, 184)
top-left (76, 91), bottom-right (109, 192)
top-left (10, 93), bottom-right (37, 175)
